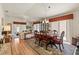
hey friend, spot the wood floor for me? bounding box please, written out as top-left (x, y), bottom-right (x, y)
top-left (11, 38), bottom-right (39, 55)
top-left (0, 38), bottom-right (76, 55)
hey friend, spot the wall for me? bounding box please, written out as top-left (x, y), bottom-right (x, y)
top-left (65, 9), bottom-right (79, 43)
top-left (4, 15), bottom-right (26, 25)
top-left (0, 4), bottom-right (4, 36)
top-left (4, 15), bottom-right (27, 38)
top-left (72, 10), bottom-right (79, 36)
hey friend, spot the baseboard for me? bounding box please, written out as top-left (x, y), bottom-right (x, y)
top-left (63, 41), bottom-right (71, 45)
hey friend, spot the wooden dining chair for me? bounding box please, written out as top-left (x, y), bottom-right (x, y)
top-left (40, 34), bottom-right (52, 50)
top-left (34, 30), bottom-right (38, 44)
top-left (51, 31), bottom-right (65, 52)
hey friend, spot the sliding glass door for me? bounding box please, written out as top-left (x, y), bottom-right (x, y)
top-left (49, 20), bottom-right (67, 41)
top-left (59, 20), bottom-right (67, 41)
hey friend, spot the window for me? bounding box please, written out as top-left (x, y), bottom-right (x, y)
top-left (59, 20), bottom-right (67, 41)
top-left (49, 20), bottom-right (67, 41)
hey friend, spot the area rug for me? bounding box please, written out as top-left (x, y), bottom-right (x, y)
top-left (26, 39), bottom-right (63, 55)
top-left (0, 43), bottom-right (11, 55)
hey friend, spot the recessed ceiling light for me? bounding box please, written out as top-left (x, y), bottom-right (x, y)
top-left (5, 10), bottom-right (8, 13)
top-left (48, 6), bottom-right (51, 8)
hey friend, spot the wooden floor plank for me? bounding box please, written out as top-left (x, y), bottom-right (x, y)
top-left (11, 38), bottom-right (38, 55)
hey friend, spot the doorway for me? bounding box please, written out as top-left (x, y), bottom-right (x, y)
top-left (12, 24), bottom-right (26, 38)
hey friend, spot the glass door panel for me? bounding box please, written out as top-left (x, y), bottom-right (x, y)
top-left (59, 20), bottom-right (67, 41)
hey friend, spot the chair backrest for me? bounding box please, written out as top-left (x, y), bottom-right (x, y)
top-left (34, 30), bottom-right (38, 34)
top-left (53, 30), bottom-right (58, 36)
top-left (60, 31), bottom-right (65, 41)
top-left (34, 30), bottom-right (38, 38)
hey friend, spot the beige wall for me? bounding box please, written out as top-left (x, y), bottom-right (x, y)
top-left (65, 9), bottom-right (79, 43)
top-left (0, 4), bottom-right (4, 36)
top-left (72, 10), bottom-right (79, 36)
top-left (3, 14), bottom-right (27, 38)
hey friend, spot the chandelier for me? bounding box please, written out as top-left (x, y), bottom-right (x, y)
top-left (42, 18), bottom-right (49, 23)
top-left (42, 4), bottom-right (51, 24)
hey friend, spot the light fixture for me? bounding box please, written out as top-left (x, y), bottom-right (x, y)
top-left (48, 5), bottom-right (51, 8)
top-left (3, 25), bottom-right (11, 31)
top-left (45, 18), bottom-right (49, 23)
top-left (46, 20), bottom-right (49, 23)
top-left (5, 10), bottom-right (8, 13)
top-left (42, 18), bottom-right (49, 23)
top-left (42, 20), bottom-right (45, 23)
top-left (42, 4), bottom-right (51, 24)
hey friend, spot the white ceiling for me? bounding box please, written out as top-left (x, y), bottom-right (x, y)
top-left (1, 3), bottom-right (79, 21)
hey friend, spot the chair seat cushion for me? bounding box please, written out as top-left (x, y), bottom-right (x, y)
top-left (51, 36), bottom-right (63, 44)
top-left (54, 39), bottom-right (63, 44)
